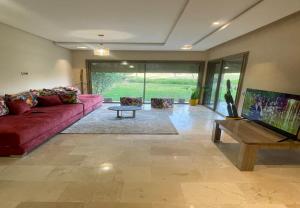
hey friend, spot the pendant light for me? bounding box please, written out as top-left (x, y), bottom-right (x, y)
top-left (94, 34), bottom-right (110, 56)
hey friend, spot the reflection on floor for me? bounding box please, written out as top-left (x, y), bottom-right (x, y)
top-left (0, 104), bottom-right (300, 208)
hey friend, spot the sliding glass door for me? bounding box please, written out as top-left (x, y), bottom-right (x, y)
top-left (203, 61), bottom-right (221, 109)
top-left (144, 63), bottom-right (201, 102)
top-left (88, 61), bottom-right (203, 103)
top-left (215, 56), bottom-right (245, 115)
top-left (203, 53), bottom-right (248, 116)
top-left (90, 62), bottom-right (145, 101)
top-left (144, 73), bottom-right (198, 102)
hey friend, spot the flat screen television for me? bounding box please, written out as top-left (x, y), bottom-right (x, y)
top-left (241, 88), bottom-right (300, 139)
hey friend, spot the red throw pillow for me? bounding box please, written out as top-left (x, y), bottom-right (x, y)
top-left (37, 95), bottom-right (63, 106)
top-left (7, 100), bottom-right (31, 115)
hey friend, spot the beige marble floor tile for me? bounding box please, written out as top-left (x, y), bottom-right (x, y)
top-left (46, 166), bottom-right (99, 182)
top-left (58, 181), bottom-right (124, 203)
top-left (192, 155), bottom-right (233, 169)
top-left (0, 181), bottom-right (68, 202)
top-left (119, 166), bottom-right (151, 183)
top-left (151, 203), bottom-right (195, 208)
top-left (150, 146), bottom-right (191, 156)
top-left (0, 165), bottom-right (54, 181)
top-left (197, 167), bottom-right (254, 183)
top-left (0, 165), bottom-right (7, 172)
top-left (241, 205), bottom-right (288, 208)
top-left (90, 181), bottom-right (124, 202)
top-left (57, 182), bottom-right (98, 202)
top-left (151, 165), bottom-right (202, 183)
top-left (181, 182), bottom-right (246, 205)
top-left (116, 151), bottom-right (151, 167)
top-left (151, 155), bottom-right (195, 169)
top-left (121, 182), bottom-right (185, 204)
top-left (16, 202), bottom-right (84, 208)
top-left (80, 153), bottom-right (124, 168)
top-left (240, 166), bottom-right (300, 183)
top-left (0, 157), bottom-right (18, 165)
top-left (85, 202), bottom-right (152, 208)
top-left (286, 205), bottom-right (300, 208)
top-left (13, 151), bottom-right (85, 166)
top-left (238, 182), bottom-right (300, 204)
top-left (0, 200), bottom-right (20, 208)
top-left (197, 205), bottom-right (288, 208)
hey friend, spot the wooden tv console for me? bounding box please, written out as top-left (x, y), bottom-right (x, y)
top-left (212, 119), bottom-right (300, 171)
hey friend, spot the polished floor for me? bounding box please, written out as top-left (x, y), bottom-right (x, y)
top-left (0, 104), bottom-right (300, 208)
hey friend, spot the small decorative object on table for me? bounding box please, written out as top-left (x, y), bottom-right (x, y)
top-left (104, 98), bottom-right (113, 102)
top-left (178, 98), bottom-right (185, 104)
top-left (151, 98), bottom-right (174, 108)
top-left (224, 80), bottom-right (242, 120)
top-left (120, 97), bottom-right (143, 106)
top-left (189, 87), bottom-right (200, 106)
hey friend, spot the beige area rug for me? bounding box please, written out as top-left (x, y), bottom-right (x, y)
top-left (61, 107), bottom-right (178, 135)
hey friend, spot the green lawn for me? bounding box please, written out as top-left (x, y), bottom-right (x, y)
top-left (92, 72), bottom-right (240, 103)
top-left (92, 72), bottom-right (198, 102)
top-left (103, 82), bottom-right (195, 101)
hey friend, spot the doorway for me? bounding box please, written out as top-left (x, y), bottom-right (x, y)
top-left (203, 53), bottom-right (248, 116)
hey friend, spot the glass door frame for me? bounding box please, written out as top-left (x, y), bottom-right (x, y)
top-left (202, 52), bottom-right (249, 115)
top-left (86, 60), bottom-right (205, 104)
top-left (202, 59), bottom-right (222, 111)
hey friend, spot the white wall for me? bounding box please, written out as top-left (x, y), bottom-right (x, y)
top-left (0, 23), bottom-right (72, 94)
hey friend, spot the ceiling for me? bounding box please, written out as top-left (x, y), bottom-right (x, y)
top-left (0, 0), bottom-right (299, 51)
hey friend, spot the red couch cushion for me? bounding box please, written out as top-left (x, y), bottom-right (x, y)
top-left (37, 95), bottom-right (63, 106)
top-left (6, 100), bottom-right (31, 115)
top-left (79, 94), bottom-right (102, 114)
top-left (0, 104), bottom-right (83, 147)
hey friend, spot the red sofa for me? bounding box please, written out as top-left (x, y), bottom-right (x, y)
top-left (0, 94), bottom-right (103, 156)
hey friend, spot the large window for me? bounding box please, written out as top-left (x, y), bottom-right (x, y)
top-left (88, 61), bottom-right (203, 103)
top-left (144, 73), bottom-right (198, 102)
top-left (91, 72), bottom-right (144, 101)
top-left (203, 53), bottom-right (248, 116)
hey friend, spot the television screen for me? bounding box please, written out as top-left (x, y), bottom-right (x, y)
top-left (242, 89), bottom-right (300, 137)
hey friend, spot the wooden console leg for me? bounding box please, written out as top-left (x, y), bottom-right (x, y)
top-left (212, 122), bottom-right (221, 143)
top-left (237, 143), bottom-right (257, 171)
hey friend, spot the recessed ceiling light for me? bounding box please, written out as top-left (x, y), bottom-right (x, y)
top-left (212, 21), bottom-right (220, 25)
top-left (76, 46), bottom-right (88, 49)
top-left (129, 65), bottom-right (135, 69)
top-left (224, 66), bottom-right (229, 69)
top-left (219, 23), bottom-right (230, 30)
top-left (181, 44), bottom-right (192, 50)
top-left (99, 163), bottom-right (113, 172)
top-left (121, 61), bottom-right (128, 66)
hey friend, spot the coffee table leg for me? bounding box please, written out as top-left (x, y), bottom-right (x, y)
top-left (133, 110), bottom-right (136, 118)
top-left (117, 110), bottom-right (120, 118)
top-left (237, 143), bottom-right (257, 171)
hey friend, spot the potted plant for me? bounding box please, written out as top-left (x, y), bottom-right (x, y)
top-left (189, 87), bottom-right (200, 106)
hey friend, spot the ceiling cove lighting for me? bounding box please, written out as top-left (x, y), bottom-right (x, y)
top-left (121, 61), bottom-right (128, 66)
top-left (94, 34), bottom-right (110, 56)
top-left (76, 46), bottom-right (88, 49)
top-left (181, 44), bottom-right (192, 50)
top-left (219, 23), bottom-right (230, 31)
